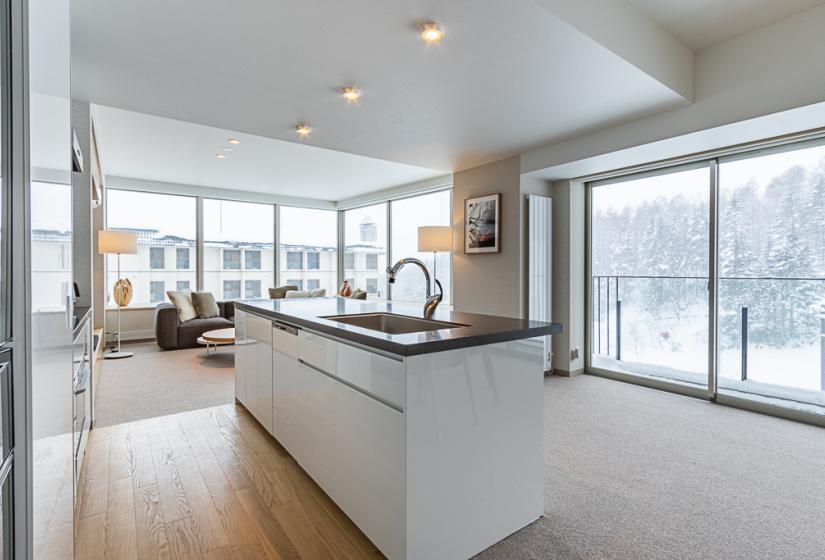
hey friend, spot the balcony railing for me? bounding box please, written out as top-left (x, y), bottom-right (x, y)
top-left (592, 275), bottom-right (825, 393)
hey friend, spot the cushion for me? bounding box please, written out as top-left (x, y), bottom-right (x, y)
top-left (310, 288), bottom-right (326, 297)
top-left (285, 290), bottom-right (309, 299)
top-left (191, 291), bottom-right (220, 318)
top-left (167, 290), bottom-right (197, 322)
top-left (268, 285), bottom-right (299, 299)
top-left (350, 289), bottom-right (367, 300)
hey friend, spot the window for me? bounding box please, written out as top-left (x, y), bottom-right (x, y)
top-left (287, 279), bottom-right (303, 290)
top-left (176, 280), bottom-right (190, 291)
top-left (389, 191), bottom-right (452, 304)
top-left (244, 280), bottom-right (261, 298)
top-left (223, 249), bottom-right (241, 270)
top-left (150, 281), bottom-right (165, 303)
top-left (223, 280), bottom-right (241, 299)
top-left (345, 253), bottom-right (355, 270)
top-left (588, 140), bottom-right (825, 420)
top-left (245, 250), bottom-right (261, 270)
top-left (589, 165), bottom-right (711, 390)
top-left (279, 207), bottom-right (338, 295)
top-left (286, 252), bottom-right (303, 270)
top-left (106, 190), bottom-right (197, 307)
top-left (204, 199), bottom-right (274, 299)
top-left (344, 203), bottom-right (387, 298)
top-left (716, 142), bottom-right (825, 415)
top-left (176, 248), bottom-right (190, 270)
top-left (150, 247), bottom-right (165, 269)
top-left (306, 279), bottom-right (320, 290)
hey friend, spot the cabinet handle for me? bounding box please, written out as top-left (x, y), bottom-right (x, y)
top-left (298, 359), bottom-right (403, 414)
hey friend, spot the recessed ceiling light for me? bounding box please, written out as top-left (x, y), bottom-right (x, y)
top-left (419, 21), bottom-right (444, 44)
top-left (228, 138), bottom-right (241, 145)
top-left (296, 123), bottom-right (312, 138)
top-left (216, 153), bottom-right (228, 159)
top-left (341, 86), bottom-right (361, 103)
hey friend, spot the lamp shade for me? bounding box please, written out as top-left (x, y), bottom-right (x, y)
top-left (98, 229), bottom-right (138, 255)
top-left (418, 226), bottom-right (452, 253)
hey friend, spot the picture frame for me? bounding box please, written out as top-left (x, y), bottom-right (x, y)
top-left (464, 193), bottom-right (501, 253)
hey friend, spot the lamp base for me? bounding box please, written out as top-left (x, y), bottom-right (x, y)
top-left (103, 350), bottom-right (133, 360)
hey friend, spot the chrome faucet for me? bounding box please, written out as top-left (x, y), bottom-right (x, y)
top-left (386, 257), bottom-right (443, 318)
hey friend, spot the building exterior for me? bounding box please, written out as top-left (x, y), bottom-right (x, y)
top-left (85, 228), bottom-right (387, 306)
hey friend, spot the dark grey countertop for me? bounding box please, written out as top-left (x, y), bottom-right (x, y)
top-left (234, 298), bottom-right (563, 357)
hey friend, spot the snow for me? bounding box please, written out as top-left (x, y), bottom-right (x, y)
top-left (589, 145), bottom-right (825, 408)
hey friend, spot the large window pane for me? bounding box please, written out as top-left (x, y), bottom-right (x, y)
top-left (718, 143), bottom-right (825, 415)
top-left (106, 190), bottom-right (197, 307)
top-left (204, 199), bottom-right (274, 300)
top-left (279, 207), bottom-right (337, 295)
top-left (389, 191), bottom-right (452, 304)
top-left (344, 204), bottom-right (387, 298)
top-left (589, 166), bottom-right (710, 389)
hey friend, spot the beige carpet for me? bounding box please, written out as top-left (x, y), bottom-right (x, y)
top-left (94, 341), bottom-right (234, 427)
top-left (477, 374), bottom-right (825, 560)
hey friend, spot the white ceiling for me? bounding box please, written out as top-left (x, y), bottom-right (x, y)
top-left (72, 0), bottom-right (686, 183)
top-left (93, 105), bottom-right (446, 201)
top-left (628, 0), bottom-right (825, 50)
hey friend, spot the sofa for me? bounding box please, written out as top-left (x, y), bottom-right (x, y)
top-left (155, 301), bottom-right (235, 350)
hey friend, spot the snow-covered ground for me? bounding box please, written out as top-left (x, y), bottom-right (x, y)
top-left (592, 304), bottom-right (825, 406)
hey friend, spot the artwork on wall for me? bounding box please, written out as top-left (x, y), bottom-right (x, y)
top-left (464, 193), bottom-right (501, 253)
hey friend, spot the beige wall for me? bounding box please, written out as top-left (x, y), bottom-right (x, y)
top-left (451, 156), bottom-right (523, 318)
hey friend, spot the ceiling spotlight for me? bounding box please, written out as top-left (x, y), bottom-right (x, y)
top-left (296, 123), bottom-right (312, 138)
top-left (419, 21), bottom-right (444, 44)
top-left (216, 153), bottom-right (228, 159)
top-left (227, 138), bottom-right (241, 145)
top-left (341, 86), bottom-right (361, 103)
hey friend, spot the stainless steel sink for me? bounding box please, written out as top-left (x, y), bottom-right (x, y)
top-left (322, 312), bottom-right (469, 335)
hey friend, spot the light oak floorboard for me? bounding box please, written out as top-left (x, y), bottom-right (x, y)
top-left (75, 404), bottom-right (385, 560)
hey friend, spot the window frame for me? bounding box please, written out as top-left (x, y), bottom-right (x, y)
top-left (149, 280), bottom-right (166, 303)
top-left (149, 247), bottom-right (165, 270)
top-left (223, 279), bottom-right (241, 299)
top-left (286, 251), bottom-right (303, 270)
top-left (176, 247), bottom-right (190, 270)
top-left (223, 249), bottom-right (241, 270)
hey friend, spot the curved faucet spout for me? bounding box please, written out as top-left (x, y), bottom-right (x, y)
top-left (386, 258), bottom-right (443, 318)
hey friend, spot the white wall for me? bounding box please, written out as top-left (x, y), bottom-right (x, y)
top-left (522, 3), bottom-right (825, 178)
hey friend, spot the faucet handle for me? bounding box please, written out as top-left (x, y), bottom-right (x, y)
top-left (432, 278), bottom-right (443, 298)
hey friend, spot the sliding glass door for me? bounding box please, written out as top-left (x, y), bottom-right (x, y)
top-left (717, 142), bottom-right (825, 416)
top-left (588, 137), bottom-right (825, 421)
top-left (589, 164), bottom-right (712, 391)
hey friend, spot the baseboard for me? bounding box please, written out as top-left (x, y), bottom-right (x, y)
top-left (552, 368), bottom-right (585, 377)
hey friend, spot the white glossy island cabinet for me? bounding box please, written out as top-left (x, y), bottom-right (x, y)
top-left (234, 307), bottom-right (546, 560)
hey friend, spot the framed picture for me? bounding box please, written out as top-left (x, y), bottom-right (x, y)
top-left (464, 193), bottom-right (501, 253)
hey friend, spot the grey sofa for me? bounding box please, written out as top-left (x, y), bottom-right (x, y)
top-left (154, 301), bottom-right (235, 350)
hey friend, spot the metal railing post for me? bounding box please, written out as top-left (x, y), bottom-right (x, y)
top-left (616, 299), bottom-right (622, 361)
top-left (741, 306), bottom-right (748, 381)
top-left (820, 315), bottom-right (825, 391)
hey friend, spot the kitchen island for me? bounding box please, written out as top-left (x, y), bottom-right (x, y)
top-left (233, 298), bottom-right (562, 560)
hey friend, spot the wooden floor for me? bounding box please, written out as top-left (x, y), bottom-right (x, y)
top-left (73, 404), bottom-right (385, 560)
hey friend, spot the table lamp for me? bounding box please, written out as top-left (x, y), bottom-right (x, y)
top-left (99, 229), bottom-right (138, 359)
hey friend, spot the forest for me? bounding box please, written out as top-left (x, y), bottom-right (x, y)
top-left (591, 157), bottom-right (825, 351)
